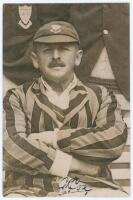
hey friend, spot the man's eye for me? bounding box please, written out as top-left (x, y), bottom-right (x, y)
top-left (60, 47), bottom-right (69, 51)
top-left (42, 48), bottom-right (51, 52)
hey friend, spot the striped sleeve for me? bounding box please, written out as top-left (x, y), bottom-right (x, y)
top-left (57, 86), bottom-right (128, 164)
top-left (3, 89), bottom-right (56, 175)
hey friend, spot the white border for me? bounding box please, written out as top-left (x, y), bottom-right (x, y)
top-left (0, 1), bottom-right (132, 200)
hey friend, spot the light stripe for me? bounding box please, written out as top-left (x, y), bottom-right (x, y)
top-left (126, 132), bottom-right (130, 145)
top-left (123, 117), bottom-right (130, 128)
top-left (57, 129), bottom-right (75, 141)
top-left (77, 107), bottom-right (87, 128)
top-left (96, 103), bottom-right (109, 126)
top-left (115, 94), bottom-right (130, 110)
top-left (112, 169), bottom-right (130, 179)
top-left (16, 175), bottom-right (25, 186)
top-left (39, 112), bottom-right (45, 132)
top-left (113, 152), bottom-right (130, 163)
top-left (4, 130), bottom-right (48, 174)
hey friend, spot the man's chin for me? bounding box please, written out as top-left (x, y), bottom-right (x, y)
top-left (43, 75), bottom-right (65, 84)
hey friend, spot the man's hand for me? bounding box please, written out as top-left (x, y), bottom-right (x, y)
top-left (28, 129), bottom-right (59, 149)
top-left (70, 157), bottom-right (101, 177)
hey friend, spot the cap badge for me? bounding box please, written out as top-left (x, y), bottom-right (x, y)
top-left (50, 25), bottom-right (62, 34)
top-left (18, 5), bottom-right (32, 29)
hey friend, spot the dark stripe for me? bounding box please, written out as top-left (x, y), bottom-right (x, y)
top-left (4, 92), bottom-right (53, 169)
top-left (72, 153), bottom-right (116, 163)
top-left (110, 163), bottom-right (130, 169)
top-left (85, 101), bottom-right (92, 127)
top-left (53, 107), bottom-right (65, 122)
top-left (31, 102), bottom-right (42, 133)
top-left (43, 175), bottom-right (54, 192)
top-left (25, 175), bottom-right (33, 187)
top-left (4, 148), bottom-right (37, 175)
top-left (43, 111), bottom-right (54, 131)
top-left (70, 113), bottom-right (79, 128)
top-left (61, 121), bottom-right (70, 129)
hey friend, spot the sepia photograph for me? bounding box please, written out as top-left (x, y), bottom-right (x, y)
top-left (3, 2), bottom-right (130, 197)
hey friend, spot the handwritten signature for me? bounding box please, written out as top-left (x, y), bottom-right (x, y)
top-left (59, 177), bottom-right (92, 195)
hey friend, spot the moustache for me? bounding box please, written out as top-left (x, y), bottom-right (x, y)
top-left (48, 59), bottom-right (65, 68)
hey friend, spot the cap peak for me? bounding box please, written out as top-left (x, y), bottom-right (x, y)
top-left (33, 21), bottom-right (80, 44)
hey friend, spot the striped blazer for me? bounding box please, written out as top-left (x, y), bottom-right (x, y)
top-left (3, 76), bottom-right (127, 195)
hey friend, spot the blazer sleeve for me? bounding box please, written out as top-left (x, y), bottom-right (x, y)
top-left (57, 86), bottom-right (128, 164)
top-left (3, 89), bottom-right (58, 175)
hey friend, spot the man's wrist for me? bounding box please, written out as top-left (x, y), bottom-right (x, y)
top-left (49, 150), bottom-right (72, 177)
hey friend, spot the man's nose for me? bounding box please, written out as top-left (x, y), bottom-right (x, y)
top-left (53, 49), bottom-right (60, 59)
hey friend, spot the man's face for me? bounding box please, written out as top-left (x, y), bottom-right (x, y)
top-left (31, 42), bottom-right (82, 83)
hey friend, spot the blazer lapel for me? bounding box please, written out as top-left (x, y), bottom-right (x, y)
top-left (32, 78), bottom-right (60, 127)
top-left (63, 80), bottom-right (89, 126)
top-left (32, 77), bottom-right (90, 129)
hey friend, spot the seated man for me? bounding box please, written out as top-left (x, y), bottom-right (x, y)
top-left (3, 21), bottom-right (128, 197)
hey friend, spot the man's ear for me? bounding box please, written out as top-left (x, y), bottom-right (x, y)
top-left (75, 50), bottom-right (83, 66)
top-left (31, 52), bottom-right (39, 69)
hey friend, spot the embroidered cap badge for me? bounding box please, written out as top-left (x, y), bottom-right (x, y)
top-left (50, 25), bottom-right (62, 34)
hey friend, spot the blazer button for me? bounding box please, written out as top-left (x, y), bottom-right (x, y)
top-left (103, 29), bottom-right (109, 35)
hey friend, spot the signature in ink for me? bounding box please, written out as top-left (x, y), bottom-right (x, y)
top-left (59, 177), bottom-right (92, 195)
